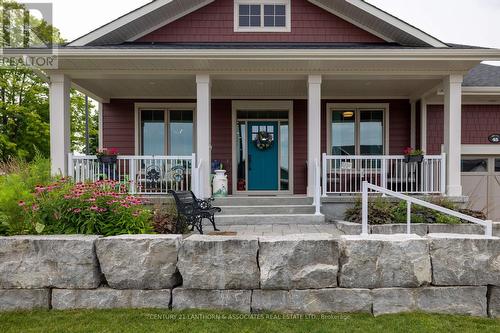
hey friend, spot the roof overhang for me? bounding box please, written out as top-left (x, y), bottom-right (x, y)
top-left (68, 0), bottom-right (448, 47)
top-left (308, 0), bottom-right (447, 47)
top-left (38, 47), bottom-right (500, 101)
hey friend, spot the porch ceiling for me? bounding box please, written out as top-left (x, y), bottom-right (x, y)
top-left (72, 75), bottom-right (442, 100)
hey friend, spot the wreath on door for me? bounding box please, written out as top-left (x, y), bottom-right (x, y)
top-left (254, 131), bottom-right (274, 151)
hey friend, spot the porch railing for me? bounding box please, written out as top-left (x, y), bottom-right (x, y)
top-left (68, 153), bottom-right (198, 195)
top-left (322, 153), bottom-right (446, 195)
top-left (361, 181), bottom-right (493, 237)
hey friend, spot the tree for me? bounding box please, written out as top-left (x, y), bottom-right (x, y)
top-left (0, 0), bottom-right (98, 162)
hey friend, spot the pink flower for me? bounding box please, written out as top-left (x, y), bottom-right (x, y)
top-left (18, 201), bottom-right (26, 207)
top-left (132, 211), bottom-right (140, 217)
top-left (90, 206), bottom-right (99, 211)
top-left (32, 204), bottom-right (39, 211)
top-left (403, 147), bottom-right (413, 155)
top-left (73, 208), bottom-right (82, 213)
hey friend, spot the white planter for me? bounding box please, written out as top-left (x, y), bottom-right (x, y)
top-left (212, 170), bottom-right (228, 197)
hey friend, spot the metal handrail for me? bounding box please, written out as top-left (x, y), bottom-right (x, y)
top-left (361, 181), bottom-right (493, 237)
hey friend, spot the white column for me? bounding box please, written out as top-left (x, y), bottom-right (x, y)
top-left (410, 101), bottom-right (416, 148)
top-left (196, 74), bottom-right (212, 198)
top-left (420, 98), bottom-right (427, 152)
top-left (443, 74), bottom-right (463, 196)
top-left (49, 74), bottom-right (71, 176)
top-left (307, 75), bottom-right (322, 197)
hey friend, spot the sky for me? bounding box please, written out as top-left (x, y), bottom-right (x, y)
top-left (30, 0), bottom-right (500, 64)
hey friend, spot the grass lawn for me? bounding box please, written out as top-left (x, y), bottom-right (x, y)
top-left (1, 309), bottom-right (499, 333)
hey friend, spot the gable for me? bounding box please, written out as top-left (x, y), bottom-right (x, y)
top-left (136, 0), bottom-right (385, 44)
top-left (68, 0), bottom-right (447, 47)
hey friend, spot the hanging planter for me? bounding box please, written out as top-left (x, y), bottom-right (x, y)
top-left (96, 148), bottom-right (119, 164)
top-left (254, 131), bottom-right (274, 151)
top-left (403, 147), bottom-right (424, 164)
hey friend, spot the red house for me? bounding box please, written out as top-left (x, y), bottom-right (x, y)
top-left (47, 0), bottom-right (500, 221)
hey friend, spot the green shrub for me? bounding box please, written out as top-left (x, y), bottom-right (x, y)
top-left (0, 156), bottom-right (52, 235)
top-left (17, 179), bottom-right (153, 236)
top-left (152, 201), bottom-right (189, 234)
top-left (345, 196), bottom-right (483, 225)
top-left (345, 197), bottom-right (396, 225)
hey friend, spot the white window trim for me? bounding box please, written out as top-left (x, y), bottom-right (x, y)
top-left (326, 103), bottom-right (390, 156)
top-left (234, 0), bottom-right (291, 33)
top-left (134, 103), bottom-right (197, 156)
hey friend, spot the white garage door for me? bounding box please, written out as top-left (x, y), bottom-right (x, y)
top-left (462, 157), bottom-right (500, 222)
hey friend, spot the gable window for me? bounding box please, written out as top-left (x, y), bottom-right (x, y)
top-left (235, 0), bottom-right (291, 32)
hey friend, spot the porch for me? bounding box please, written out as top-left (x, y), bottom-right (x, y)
top-left (47, 49), bottom-right (474, 200)
top-left (68, 153), bottom-right (446, 197)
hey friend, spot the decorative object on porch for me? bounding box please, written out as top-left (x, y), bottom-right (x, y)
top-left (488, 134), bottom-right (500, 144)
top-left (96, 148), bottom-right (119, 164)
top-left (170, 165), bottom-right (186, 183)
top-left (403, 147), bottom-right (424, 164)
top-left (212, 170), bottom-right (228, 198)
top-left (168, 190), bottom-right (221, 234)
top-left (237, 179), bottom-right (246, 191)
top-left (254, 131), bottom-right (274, 151)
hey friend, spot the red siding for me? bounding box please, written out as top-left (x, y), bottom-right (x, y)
top-left (427, 104), bottom-right (500, 155)
top-left (293, 100), bottom-right (308, 195)
top-left (102, 99), bottom-right (196, 155)
top-left (211, 99), bottom-right (233, 194)
top-left (102, 100), bottom-right (135, 155)
top-left (138, 0), bottom-right (384, 44)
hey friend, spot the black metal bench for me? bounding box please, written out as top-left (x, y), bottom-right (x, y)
top-left (168, 190), bottom-right (221, 234)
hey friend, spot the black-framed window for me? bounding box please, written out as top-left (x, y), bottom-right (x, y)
top-left (331, 109), bottom-right (384, 156)
top-left (169, 110), bottom-right (194, 156)
top-left (141, 110), bottom-right (165, 156)
top-left (140, 109), bottom-right (194, 156)
top-left (236, 2), bottom-right (289, 30)
top-left (238, 4), bottom-right (261, 27)
top-left (264, 4), bottom-right (286, 27)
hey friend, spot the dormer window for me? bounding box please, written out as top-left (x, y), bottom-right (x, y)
top-left (234, 0), bottom-right (291, 32)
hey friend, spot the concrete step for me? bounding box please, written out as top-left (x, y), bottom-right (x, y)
top-left (213, 196), bottom-right (312, 207)
top-left (214, 214), bottom-right (325, 225)
top-left (217, 205), bottom-right (316, 216)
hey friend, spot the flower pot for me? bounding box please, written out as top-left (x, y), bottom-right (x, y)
top-left (212, 170), bottom-right (228, 198)
top-left (98, 155), bottom-right (118, 164)
top-left (404, 155), bottom-right (424, 164)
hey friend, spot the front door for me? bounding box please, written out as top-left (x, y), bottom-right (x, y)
top-left (247, 121), bottom-right (279, 191)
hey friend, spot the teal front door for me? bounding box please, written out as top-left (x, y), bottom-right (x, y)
top-left (247, 122), bottom-right (279, 191)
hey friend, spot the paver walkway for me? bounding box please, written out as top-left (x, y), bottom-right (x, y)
top-left (215, 224), bottom-right (344, 236)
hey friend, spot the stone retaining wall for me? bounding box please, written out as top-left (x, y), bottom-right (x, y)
top-left (0, 234), bottom-right (499, 318)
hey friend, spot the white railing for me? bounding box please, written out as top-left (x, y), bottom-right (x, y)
top-left (68, 153), bottom-right (197, 195)
top-left (322, 153), bottom-right (446, 195)
top-left (361, 181), bottom-right (493, 237)
top-left (312, 158), bottom-right (322, 216)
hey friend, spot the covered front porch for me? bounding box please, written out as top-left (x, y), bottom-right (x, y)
top-left (47, 48), bottom-right (476, 199)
